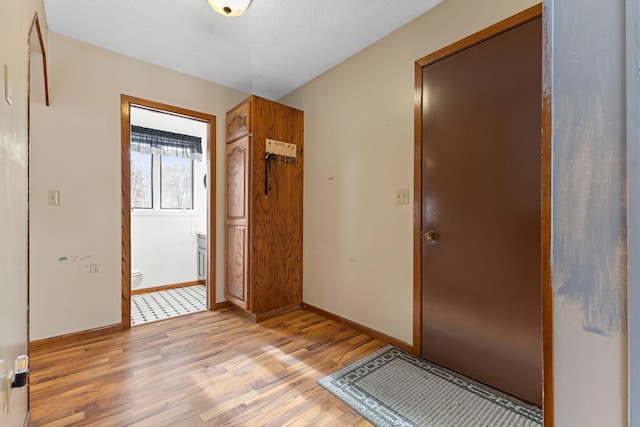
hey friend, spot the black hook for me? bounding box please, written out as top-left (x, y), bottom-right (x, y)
top-left (265, 153), bottom-right (272, 197)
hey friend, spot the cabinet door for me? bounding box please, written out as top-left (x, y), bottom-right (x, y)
top-left (197, 246), bottom-right (206, 280)
top-left (226, 102), bottom-right (250, 142)
top-left (225, 136), bottom-right (249, 308)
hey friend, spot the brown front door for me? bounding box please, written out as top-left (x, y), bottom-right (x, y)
top-left (420, 16), bottom-right (542, 405)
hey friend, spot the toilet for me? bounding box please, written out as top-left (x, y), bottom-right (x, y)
top-left (131, 268), bottom-right (143, 289)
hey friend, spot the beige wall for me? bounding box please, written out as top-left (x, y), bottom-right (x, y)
top-left (0, 0), bottom-right (46, 424)
top-left (29, 33), bottom-right (248, 340)
top-left (282, 0), bottom-right (628, 425)
top-left (17, 0), bottom-right (631, 425)
top-left (281, 0), bottom-right (539, 346)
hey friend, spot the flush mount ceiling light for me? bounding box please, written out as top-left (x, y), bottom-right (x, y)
top-left (208, 0), bottom-right (252, 17)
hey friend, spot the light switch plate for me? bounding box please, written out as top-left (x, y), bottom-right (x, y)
top-left (47, 190), bottom-right (60, 206)
top-left (395, 188), bottom-right (410, 205)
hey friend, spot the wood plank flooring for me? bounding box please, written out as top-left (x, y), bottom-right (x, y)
top-left (29, 308), bottom-right (383, 426)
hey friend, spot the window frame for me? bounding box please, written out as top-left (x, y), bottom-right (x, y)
top-left (130, 151), bottom-right (154, 209)
top-left (130, 152), bottom-right (195, 212)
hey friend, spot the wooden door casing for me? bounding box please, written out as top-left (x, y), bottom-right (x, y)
top-left (419, 15), bottom-right (543, 405)
top-left (121, 95), bottom-right (217, 327)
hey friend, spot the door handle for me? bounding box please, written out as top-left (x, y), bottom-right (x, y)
top-left (423, 230), bottom-right (439, 241)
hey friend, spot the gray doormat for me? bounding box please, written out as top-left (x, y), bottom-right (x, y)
top-left (318, 345), bottom-right (542, 427)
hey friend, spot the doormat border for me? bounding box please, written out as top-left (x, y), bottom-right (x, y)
top-left (318, 345), bottom-right (542, 427)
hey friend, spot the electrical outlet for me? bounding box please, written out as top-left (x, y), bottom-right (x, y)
top-left (395, 188), bottom-right (410, 205)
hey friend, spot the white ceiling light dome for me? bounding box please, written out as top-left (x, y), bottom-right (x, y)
top-left (208, 0), bottom-right (252, 17)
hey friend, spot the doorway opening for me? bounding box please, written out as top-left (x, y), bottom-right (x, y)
top-left (27, 11), bottom-right (49, 410)
top-left (129, 106), bottom-right (208, 325)
top-left (121, 95), bottom-right (216, 329)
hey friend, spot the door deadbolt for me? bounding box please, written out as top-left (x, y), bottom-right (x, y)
top-left (423, 231), bottom-right (439, 241)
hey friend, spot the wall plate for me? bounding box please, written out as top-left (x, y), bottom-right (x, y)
top-left (395, 188), bottom-right (410, 205)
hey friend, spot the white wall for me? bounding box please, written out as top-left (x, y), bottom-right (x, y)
top-left (281, 0), bottom-right (538, 346)
top-left (0, 0), bottom-right (46, 425)
top-left (130, 108), bottom-right (208, 289)
top-left (131, 215), bottom-right (200, 288)
top-left (29, 33), bottom-right (248, 341)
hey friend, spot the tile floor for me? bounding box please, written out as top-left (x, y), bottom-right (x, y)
top-left (131, 284), bottom-right (207, 326)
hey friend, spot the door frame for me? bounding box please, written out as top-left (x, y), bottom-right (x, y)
top-left (27, 11), bottom-right (49, 409)
top-left (120, 95), bottom-right (216, 329)
top-left (412, 3), bottom-right (552, 424)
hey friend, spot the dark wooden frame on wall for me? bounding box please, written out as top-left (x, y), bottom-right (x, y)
top-left (120, 95), bottom-right (217, 329)
top-left (28, 13), bottom-right (49, 107)
top-left (412, 3), bottom-right (552, 425)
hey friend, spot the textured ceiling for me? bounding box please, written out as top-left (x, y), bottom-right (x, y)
top-left (43, 0), bottom-right (443, 100)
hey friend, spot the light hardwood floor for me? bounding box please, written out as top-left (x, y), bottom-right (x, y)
top-left (29, 308), bottom-right (383, 426)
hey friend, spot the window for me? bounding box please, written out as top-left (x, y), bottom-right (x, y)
top-left (130, 153), bottom-right (194, 210)
top-left (130, 151), bottom-right (152, 209)
top-left (130, 125), bottom-right (201, 211)
top-left (161, 156), bottom-right (193, 209)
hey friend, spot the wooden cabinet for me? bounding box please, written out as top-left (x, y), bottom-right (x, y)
top-left (224, 96), bottom-right (303, 321)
